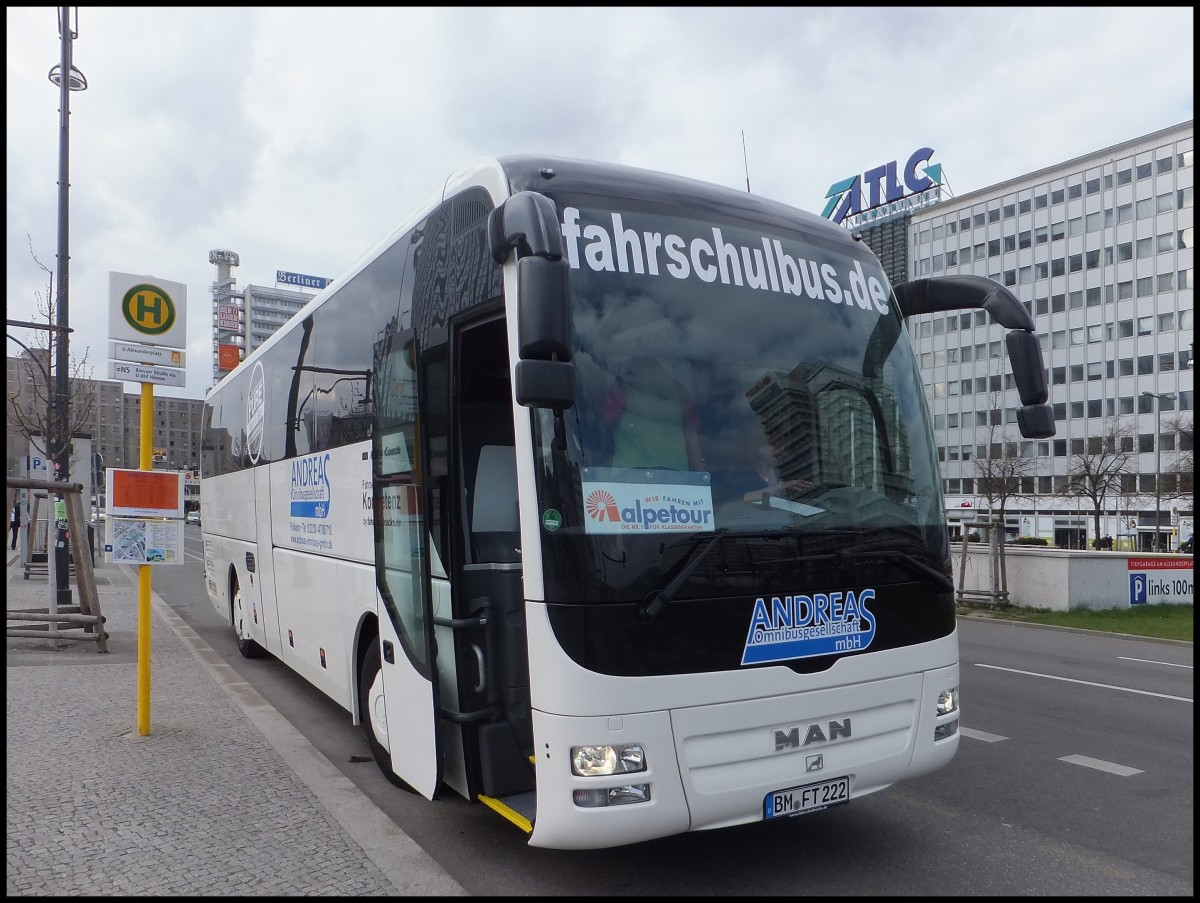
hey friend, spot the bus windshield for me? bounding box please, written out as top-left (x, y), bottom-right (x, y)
top-left (530, 199), bottom-right (948, 604)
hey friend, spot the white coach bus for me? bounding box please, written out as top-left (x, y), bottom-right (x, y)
top-left (200, 155), bottom-right (1053, 849)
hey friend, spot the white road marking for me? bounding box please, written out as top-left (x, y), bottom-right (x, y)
top-left (1118, 655), bottom-right (1192, 670)
top-left (959, 727), bottom-right (1007, 742)
top-left (974, 663), bottom-right (1192, 703)
top-left (1058, 754), bottom-right (1143, 777)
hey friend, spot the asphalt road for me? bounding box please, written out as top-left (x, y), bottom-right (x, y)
top-left (153, 526), bottom-right (1193, 895)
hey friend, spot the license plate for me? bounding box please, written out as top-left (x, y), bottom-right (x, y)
top-left (764, 775), bottom-right (850, 819)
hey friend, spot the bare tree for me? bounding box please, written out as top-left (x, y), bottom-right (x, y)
top-left (1059, 416), bottom-right (1135, 548)
top-left (971, 386), bottom-right (1041, 531)
top-left (1163, 412), bottom-right (1194, 500)
top-left (6, 239), bottom-right (95, 473)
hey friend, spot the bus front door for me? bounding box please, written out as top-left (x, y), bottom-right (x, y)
top-left (371, 329), bottom-right (442, 799)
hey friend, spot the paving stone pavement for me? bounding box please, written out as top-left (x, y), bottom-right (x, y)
top-left (5, 549), bottom-right (467, 896)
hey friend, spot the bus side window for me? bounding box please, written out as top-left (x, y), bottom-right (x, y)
top-left (471, 445), bottom-right (520, 563)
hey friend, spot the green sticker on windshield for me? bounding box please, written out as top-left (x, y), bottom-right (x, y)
top-left (542, 509), bottom-right (562, 532)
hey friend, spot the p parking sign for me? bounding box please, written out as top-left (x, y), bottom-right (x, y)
top-left (109, 272), bottom-right (187, 348)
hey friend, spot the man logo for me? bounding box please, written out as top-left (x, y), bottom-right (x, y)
top-left (806, 754), bottom-right (824, 773)
top-left (775, 719), bottom-right (852, 750)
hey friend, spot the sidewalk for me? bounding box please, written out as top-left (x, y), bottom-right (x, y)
top-left (5, 550), bottom-right (466, 896)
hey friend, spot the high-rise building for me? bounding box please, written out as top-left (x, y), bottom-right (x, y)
top-left (905, 121), bottom-right (1193, 550)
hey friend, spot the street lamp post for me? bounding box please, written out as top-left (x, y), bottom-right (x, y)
top-left (1142, 391), bottom-right (1176, 552)
top-left (48, 6), bottom-right (86, 607)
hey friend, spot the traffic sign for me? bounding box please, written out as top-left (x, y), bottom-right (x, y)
top-left (109, 272), bottom-right (187, 348)
top-left (109, 360), bottom-right (187, 387)
top-left (110, 340), bottom-right (185, 368)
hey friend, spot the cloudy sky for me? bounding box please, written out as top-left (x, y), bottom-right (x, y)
top-left (6, 6), bottom-right (1194, 400)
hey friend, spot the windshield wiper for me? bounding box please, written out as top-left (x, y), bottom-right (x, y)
top-left (839, 545), bottom-right (954, 594)
top-left (638, 528), bottom-right (789, 622)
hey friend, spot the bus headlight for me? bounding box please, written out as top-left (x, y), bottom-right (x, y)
top-left (571, 743), bottom-right (646, 776)
top-left (936, 687), bottom-right (959, 716)
top-left (934, 686), bottom-right (959, 741)
top-left (573, 784), bottom-right (651, 808)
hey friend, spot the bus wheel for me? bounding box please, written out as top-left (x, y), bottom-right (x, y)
top-left (232, 576), bottom-right (262, 659)
top-left (358, 642), bottom-right (416, 793)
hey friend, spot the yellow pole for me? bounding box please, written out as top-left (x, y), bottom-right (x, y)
top-left (138, 381), bottom-right (153, 736)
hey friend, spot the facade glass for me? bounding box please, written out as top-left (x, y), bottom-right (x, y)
top-left (906, 121), bottom-right (1193, 550)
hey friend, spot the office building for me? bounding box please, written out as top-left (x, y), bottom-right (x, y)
top-left (906, 121), bottom-right (1193, 550)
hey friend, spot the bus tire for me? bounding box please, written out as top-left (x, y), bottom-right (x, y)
top-left (232, 575), bottom-right (262, 659)
top-left (358, 642), bottom-right (417, 793)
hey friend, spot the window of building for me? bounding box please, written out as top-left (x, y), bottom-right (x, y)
top-left (1004, 234), bottom-right (1016, 252)
top-left (1034, 194), bottom-right (1048, 210)
top-left (1137, 355), bottom-right (1154, 375)
top-left (1117, 204), bottom-right (1133, 224)
top-left (1068, 184), bottom-right (1083, 200)
top-left (1136, 197), bottom-right (1155, 219)
top-left (1086, 287), bottom-right (1101, 306)
top-left (1085, 178), bottom-right (1100, 195)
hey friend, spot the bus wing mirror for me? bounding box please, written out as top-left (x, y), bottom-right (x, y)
top-left (490, 191), bottom-right (576, 410)
top-left (894, 275), bottom-right (1055, 439)
top-left (489, 191), bottom-right (564, 264)
top-left (517, 256), bottom-right (572, 361)
top-left (515, 359), bottom-right (576, 410)
top-left (1017, 403), bottom-right (1055, 439)
top-left (1005, 331), bottom-right (1054, 439)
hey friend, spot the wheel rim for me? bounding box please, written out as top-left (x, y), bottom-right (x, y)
top-left (233, 585), bottom-right (248, 641)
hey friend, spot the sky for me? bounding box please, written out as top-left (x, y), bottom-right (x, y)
top-left (6, 6), bottom-right (1194, 400)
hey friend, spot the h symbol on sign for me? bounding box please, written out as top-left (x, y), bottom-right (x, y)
top-left (136, 292), bottom-right (164, 325)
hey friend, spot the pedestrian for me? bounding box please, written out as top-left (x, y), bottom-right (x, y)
top-left (10, 497), bottom-right (21, 550)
